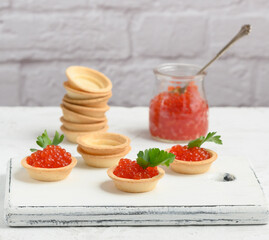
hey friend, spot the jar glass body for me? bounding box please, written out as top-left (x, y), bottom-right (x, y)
top-left (149, 63), bottom-right (209, 142)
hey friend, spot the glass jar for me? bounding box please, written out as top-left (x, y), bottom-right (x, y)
top-left (149, 63), bottom-right (208, 142)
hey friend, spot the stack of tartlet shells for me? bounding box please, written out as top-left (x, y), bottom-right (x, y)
top-left (77, 132), bottom-right (131, 168)
top-left (60, 66), bottom-right (112, 143)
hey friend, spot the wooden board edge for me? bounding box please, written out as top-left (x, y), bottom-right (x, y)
top-left (5, 158), bottom-right (269, 227)
top-left (4, 158), bottom-right (12, 226)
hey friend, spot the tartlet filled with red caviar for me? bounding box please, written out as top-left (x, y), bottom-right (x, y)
top-left (167, 132), bottom-right (222, 174)
top-left (21, 130), bottom-right (77, 182)
top-left (107, 148), bottom-right (175, 193)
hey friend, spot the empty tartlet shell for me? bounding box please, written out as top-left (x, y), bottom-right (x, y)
top-left (62, 100), bottom-right (110, 118)
top-left (60, 117), bottom-right (108, 132)
top-left (77, 132), bottom-right (130, 155)
top-left (21, 156), bottom-right (77, 182)
top-left (63, 94), bottom-right (111, 107)
top-left (66, 66), bottom-right (112, 93)
top-left (107, 166), bottom-right (165, 193)
top-left (61, 104), bottom-right (106, 124)
top-left (167, 148), bottom-right (218, 174)
top-left (63, 81), bottom-right (111, 100)
top-left (77, 145), bottom-right (131, 168)
top-left (61, 125), bottom-right (108, 143)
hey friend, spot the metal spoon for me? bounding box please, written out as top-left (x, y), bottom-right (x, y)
top-left (175, 24), bottom-right (251, 94)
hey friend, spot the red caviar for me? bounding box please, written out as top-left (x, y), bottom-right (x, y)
top-left (26, 145), bottom-right (72, 168)
top-left (113, 158), bottom-right (159, 179)
top-left (149, 82), bottom-right (208, 141)
top-left (169, 145), bottom-right (211, 161)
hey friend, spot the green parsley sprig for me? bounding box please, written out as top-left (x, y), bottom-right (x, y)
top-left (136, 148), bottom-right (175, 169)
top-left (30, 130), bottom-right (64, 152)
top-left (187, 132), bottom-right (222, 149)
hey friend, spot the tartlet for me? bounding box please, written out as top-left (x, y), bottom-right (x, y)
top-left (77, 132), bottom-right (130, 155)
top-left (60, 125), bottom-right (108, 143)
top-left (167, 132), bottom-right (222, 174)
top-left (21, 156), bottom-right (77, 182)
top-left (66, 66), bottom-right (112, 93)
top-left (106, 148), bottom-right (175, 193)
top-left (62, 100), bottom-right (110, 118)
top-left (22, 130), bottom-right (77, 181)
top-left (63, 81), bottom-right (111, 100)
top-left (167, 148), bottom-right (218, 174)
top-left (77, 145), bottom-right (131, 168)
top-left (61, 104), bottom-right (106, 124)
top-left (60, 117), bottom-right (107, 132)
top-left (107, 166), bottom-right (165, 193)
top-left (63, 94), bottom-right (111, 107)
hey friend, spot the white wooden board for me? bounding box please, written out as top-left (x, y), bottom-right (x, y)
top-left (4, 154), bottom-right (268, 226)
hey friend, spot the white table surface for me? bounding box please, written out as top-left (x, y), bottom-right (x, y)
top-left (0, 106), bottom-right (269, 239)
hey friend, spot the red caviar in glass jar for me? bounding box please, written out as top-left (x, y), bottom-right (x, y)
top-left (149, 82), bottom-right (208, 141)
top-left (113, 158), bottom-right (159, 179)
top-left (169, 145), bottom-right (211, 161)
top-left (26, 145), bottom-right (72, 168)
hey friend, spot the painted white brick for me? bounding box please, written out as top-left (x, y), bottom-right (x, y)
top-left (151, 0), bottom-right (243, 12)
top-left (204, 58), bottom-right (254, 106)
top-left (95, 0), bottom-right (152, 9)
top-left (253, 60), bottom-right (269, 106)
top-left (12, 0), bottom-right (90, 11)
top-left (181, 0), bottom-right (243, 10)
top-left (20, 62), bottom-right (67, 106)
top-left (208, 16), bottom-right (269, 58)
top-left (0, 0), bottom-right (9, 9)
top-left (104, 61), bottom-right (159, 106)
top-left (0, 12), bottom-right (130, 61)
top-left (131, 14), bottom-right (207, 58)
top-left (0, 65), bottom-right (20, 106)
top-left (249, 0), bottom-right (269, 12)
top-left (0, 1), bottom-right (268, 107)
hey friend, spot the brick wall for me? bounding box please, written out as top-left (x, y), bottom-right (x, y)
top-left (0, 0), bottom-right (268, 106)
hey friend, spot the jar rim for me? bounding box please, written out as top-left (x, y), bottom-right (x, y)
top-left (153, 63), bottom-right (206, 80)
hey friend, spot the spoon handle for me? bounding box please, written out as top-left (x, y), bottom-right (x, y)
top-left (197, 24), bottom-right (251, 75)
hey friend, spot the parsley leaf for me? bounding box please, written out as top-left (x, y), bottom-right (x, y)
top-left (136, 148), bottom-right (175, 169)
top-left (187, 132), bottom-right (223, 149)
top-left (36, 130), bottom-right (51, 148)
top-left (52, 131), bottom-right (64, 145)
top-left (31, 130), bottom-right (64, 152)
